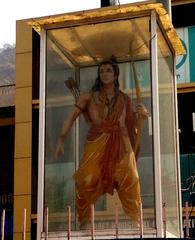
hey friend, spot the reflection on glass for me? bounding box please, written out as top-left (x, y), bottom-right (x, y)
top-left (48, 17), bottom-right (151, 66)
top-left (157, 26), bottom-right (180, 237)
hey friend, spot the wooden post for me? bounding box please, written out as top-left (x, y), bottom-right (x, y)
top-left (115, 203), bottom-right (119, 239)
top-left (139, 201), bottom-right (143, 238)
top-left (185, 202), bottom-right (190, 239)
top-left (44, 207), bottom-right (48, 240)
top-left (67, 206), bottom-right (71, 240)
top-left (1, 209), bottom-right (5, 240)
top-left (162, 203), bottom-right (166, 238)
top-left (22, 208), bottom-right (26, 240)
top-left (90, 204), bottom-right (94, 240)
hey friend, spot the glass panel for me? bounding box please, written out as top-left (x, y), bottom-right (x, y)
top-left (157, 25), bottom-right (180, 237)
top-left (45, 36), bottom-right (76, 231)
top-left (131, 60), bottom-right (155, 229)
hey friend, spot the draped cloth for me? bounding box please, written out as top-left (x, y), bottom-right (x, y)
top-left (73, 91), bottom-right (141, 228)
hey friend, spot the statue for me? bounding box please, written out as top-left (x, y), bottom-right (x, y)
top-left (55, 58), bottom-right (148, 229)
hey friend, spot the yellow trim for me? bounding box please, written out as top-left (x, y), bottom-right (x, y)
top-left (0, 117), bottom-right (15, 126)
top-left (177, 82), bottom-right (195, 93)
top-left (172, 0), bottom-right (195, 6)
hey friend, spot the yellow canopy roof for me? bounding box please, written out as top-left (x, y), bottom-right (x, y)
top-left (28, 2), bottom-right (185, 67)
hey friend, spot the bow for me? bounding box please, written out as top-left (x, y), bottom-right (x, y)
top-left (129, 38), bottom-right (145, 157)
top-left (129, 37), bottom-right (142, 104)
top-left (64, 77), bottom-right (80, 101)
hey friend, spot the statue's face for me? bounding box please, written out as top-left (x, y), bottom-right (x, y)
top-left (99, 64), bottom-right (116, 86)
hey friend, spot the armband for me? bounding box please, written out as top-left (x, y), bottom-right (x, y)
top-left (74, 103), bottom-right (83, 112)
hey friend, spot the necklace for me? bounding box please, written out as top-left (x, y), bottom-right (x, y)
top-left (98, 89), bottom-right (120, 116)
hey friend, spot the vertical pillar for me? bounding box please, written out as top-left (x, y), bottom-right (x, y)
top-left (14, 20), bottom-right (33, 240)
top-left (151, 10), bottom-right (163, 237)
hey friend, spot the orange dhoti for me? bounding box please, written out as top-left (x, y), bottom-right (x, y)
top-left (73, 120), bottom-right (141, 227)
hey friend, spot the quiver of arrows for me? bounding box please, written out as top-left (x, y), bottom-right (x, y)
top-left (64, 77), bottom-right (80, 101)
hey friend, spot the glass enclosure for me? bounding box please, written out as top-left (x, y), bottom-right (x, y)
top-left (36, 4), bottom-right (183, 239)
top-left (44, 16), bottom-right (156, 231)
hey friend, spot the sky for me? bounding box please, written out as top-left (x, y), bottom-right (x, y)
top-left (0, 0), bottom-right (146, 48)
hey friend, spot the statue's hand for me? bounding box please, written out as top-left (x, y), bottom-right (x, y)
top-left (54, 136), bottom-right (65, 159)
top-left (136, 103), bottom-right (149, 119)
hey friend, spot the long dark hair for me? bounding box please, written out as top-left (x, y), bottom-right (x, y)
top-left (92, 58), bottom-right (120, 91)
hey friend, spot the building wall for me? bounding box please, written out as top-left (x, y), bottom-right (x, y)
top-left (14, 20), bottom-right (33, 240)
top-left (0, 113), bottom-right (15, 240)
